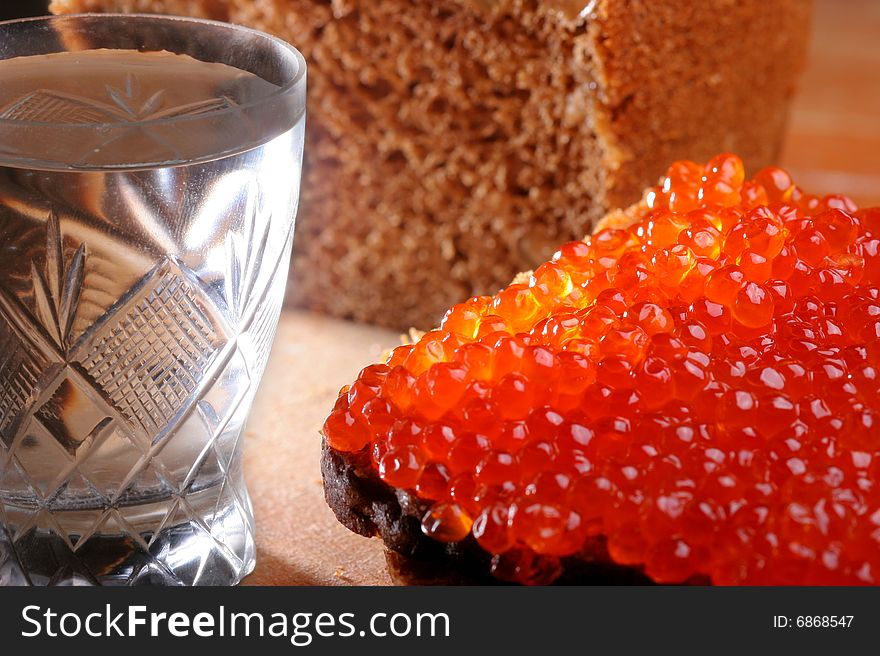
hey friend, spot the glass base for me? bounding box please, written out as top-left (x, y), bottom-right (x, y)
top-left (0, 484), bottom-right (255, 586)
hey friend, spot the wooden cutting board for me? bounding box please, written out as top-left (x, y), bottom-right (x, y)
top-left (241, 0), bottom-right (879, 586)
top-left (242, 311), bottom-right (399, 585)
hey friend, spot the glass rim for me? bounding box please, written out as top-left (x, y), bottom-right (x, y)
top-left (0, 12), bottom-right (307, 131)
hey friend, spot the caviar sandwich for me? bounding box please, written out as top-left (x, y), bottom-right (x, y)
top-left (323, 155), bottom-right (880, 585)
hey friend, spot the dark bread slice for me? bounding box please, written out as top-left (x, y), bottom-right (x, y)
top-left (321, 437), bottom-right (662, 584)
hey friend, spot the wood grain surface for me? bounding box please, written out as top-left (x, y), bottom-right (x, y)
top-left (243, 0), bottom-right (880, 586)
top-left (779, 0), bottom-right (880, 207)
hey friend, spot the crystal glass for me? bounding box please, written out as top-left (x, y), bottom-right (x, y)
top-left (0, 14), bottom-right (306, 585)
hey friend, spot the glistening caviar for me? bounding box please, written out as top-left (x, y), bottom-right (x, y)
top-left (323, 154), bottom-right (880, 585)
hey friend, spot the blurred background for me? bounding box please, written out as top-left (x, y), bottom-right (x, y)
top-left (778, 0), bottom-right (879, 207)
top-left (2, 0), bottom-right (46, 19)
top-left (2, 0), bottom-right (877, 207)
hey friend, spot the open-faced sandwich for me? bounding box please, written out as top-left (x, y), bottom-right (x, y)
top-left (322, 154), bottom-right (880, 585)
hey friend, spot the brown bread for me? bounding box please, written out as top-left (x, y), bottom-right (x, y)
top-left (51, 0), bottom-right (811, 330)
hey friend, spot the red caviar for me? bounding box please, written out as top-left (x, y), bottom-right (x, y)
top-left (324, 154), bottom-right (880, 585)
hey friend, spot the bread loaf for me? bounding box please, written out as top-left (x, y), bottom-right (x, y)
top-left (51, 0), bottom-right (812, 329)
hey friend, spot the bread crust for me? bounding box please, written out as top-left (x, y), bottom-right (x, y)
top-left (320, 437), bottom-right (669, 584)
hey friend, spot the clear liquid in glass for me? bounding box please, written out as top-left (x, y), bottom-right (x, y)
top-left (0, 47), bottom-right (304, 585)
